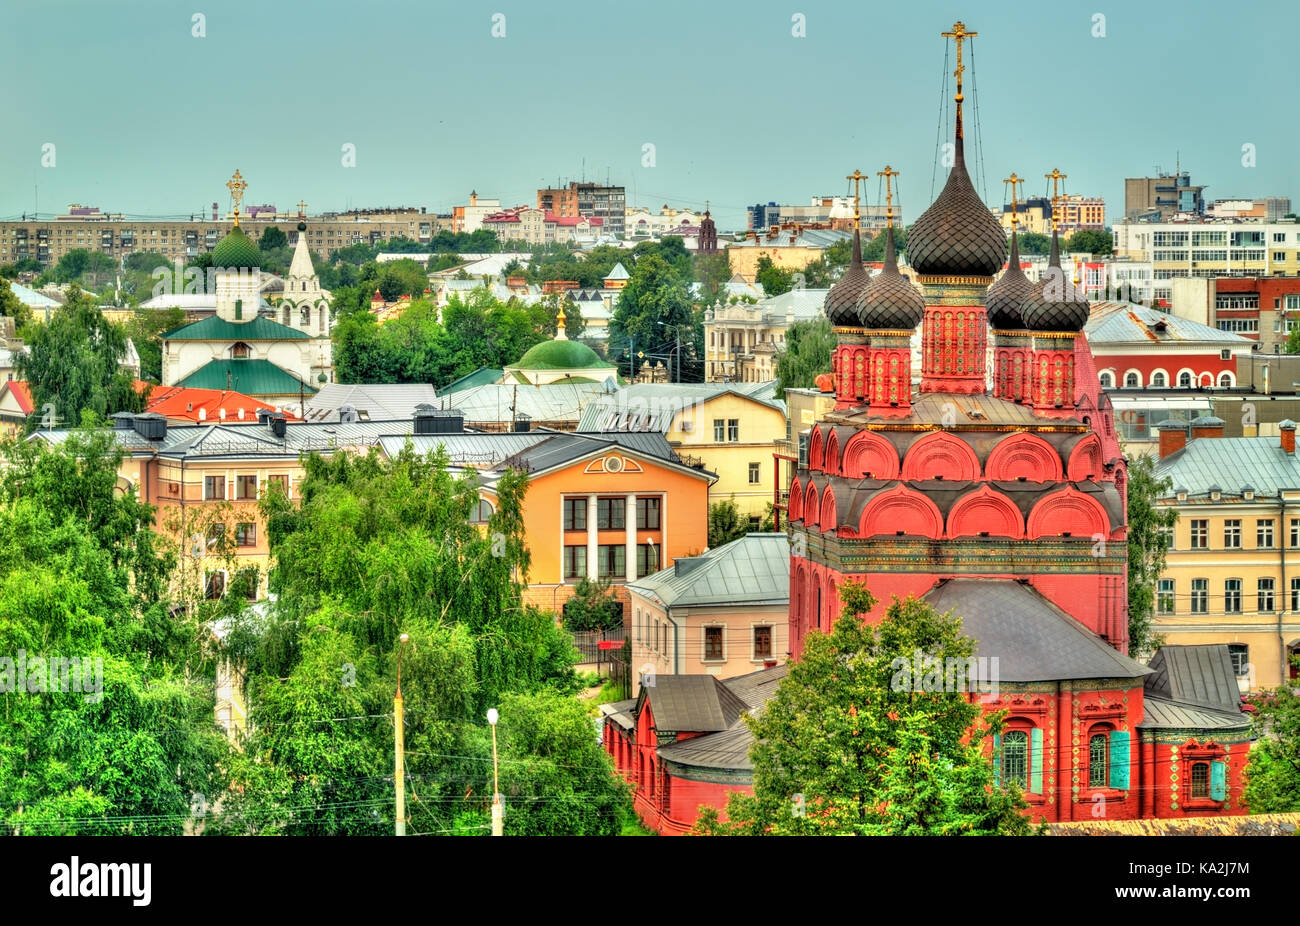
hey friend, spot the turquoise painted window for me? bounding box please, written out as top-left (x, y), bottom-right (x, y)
top-left (1030, 728), bottom-right (1043, 794)
top-left (1108, 730), bottom-right (1130, 790)
top-left (1209, 760), bottom-right (1227, 801)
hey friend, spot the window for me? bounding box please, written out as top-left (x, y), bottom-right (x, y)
top-left (727, 419), bottom-right (740, 442)
top-left (204, 475), bottom-right (225, 500)
top-left (1178, 371), bottom-right (1192, 388)
top-left (204, 570), bottom-right (226, 600)
top-left (235, 522), bottom-right (257, 547)
top-left (563, 545), bottom-right (587, 579)
top-left (713, 418), bottom-right (725, 441)
top-left (636, 496), bottom-right (660, 530)
top-left (1290, 518), bottom-right (1300, 548)
top-left (704, 626), bottom-right (723, 661)
top-left (1223, 519), bottom-right (1241, 548)
top-left (1224, 578), bottom-right (1242, 613)
top-left (1001, 731), bottom-right (1028, 789)
top-left (1258, 577), bottom-right (1275, 612)
top-left (1258, 519), bottom-right (1275, 548)
top-left (1292, 576), bottom-right (1300, 612)
top-left (748, 462), bottom-right (761, 484)
top-left (1151, 371), bottom-right (1167, 387)
top-left (597, 497), bottom-right (625, 530)
top-left (1191, 578), bottom-right (1208, 613)
top-left (1157, 578), bottom-right (1175, 614)
top-left (636, 543), bottom-right (658, 578)
top-left (1089, 733), bottom-right (1108, 789)
top-left (470, 499), bottom-right (494, 524)
top-left (1098, 372), bottom-right (1113, 388)
top-left (1218, 373), bottom-right (1232, 388)
top-left (1125, 372), bottom-right (1140, 387)
top-left (267, 473), bottom-right (289, 496)
top-left (1189, 519), bottom-right (1208, 549)
top-left (236, 474), bottom-right (258, 500)
top-left (1228, 643), bottom-right (1249, 677)
top-left (1190, 762), bottom-right (1209, 799)
top-left (206, 522), bottom-right (226, 549)
top-left (563, 497), bottom-right (587, 531)
top-left (753, 625), bottom-right (772, 660)
top-left (1159, 526), bottom-right (1174, 550)
top-left (597, 544), bottom-right (626, 579)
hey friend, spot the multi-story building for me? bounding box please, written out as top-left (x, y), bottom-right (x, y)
top-left (1206, 198), bottom-right (1292, 222)
top-left (725, 227), bottom-right (852, 282)
top-left (1125, 171), bottom-right (1206, 221)
top-left (747, 197), bottom-right (899, 234)
top-left (449, 192), bottom-right (502, 235)
top-left (1114, 220), bottom-right (1300, 282)
top-left (577, 382), bottom-right (789, 521)
top-left (537, 182), bottom-right (626, 238)
top-left (1168, 276), bottom-right (1300, 353)
top-left (704, 288), bottom-right (829, 382)
top-left (1154, 421), bottom-right (1300, 689)
top-left (998, 194), bottom-right (1105, 235)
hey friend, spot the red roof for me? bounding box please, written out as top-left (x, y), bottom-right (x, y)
top-left (547, 215), bottom-right (603, 227)
top-left (3, 381), bottom-right (33, 414)
top-left (146, 386), bottom-right (297, 424)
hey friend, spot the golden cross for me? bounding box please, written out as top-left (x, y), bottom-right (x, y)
top-left (846, 169), bottom-right (867, 230)
top-left (1004, 172), bottom-right (1024, 228)
top-left (878, 165), bottom-right (899, 228)
top-left (226, 170), bottom-right (247, 226)
top-left (297, 200), bottom-right (308, 218)
top-left (942, 21), bottom-right (977, 138)
top-left (1045, 168), bottom-right (1067, 231)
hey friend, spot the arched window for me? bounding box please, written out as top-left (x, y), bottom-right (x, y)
top-left (470, 498), bottom-right (495, 524)
top-left (319, 306), bottom-right (327, 334)
top-left (282, 305), bottom-right (291, 326)
top-left (1151, 371), bottom-right (1167, 387)
top-left (1190, 761), bottom-right (1209, 798)
top-left (1002, 731), bottom-right (1028, 788)
top-left (1125, 371), bottom-right (1140, 387)
top-left (231, 341), bottom-right (251, 359)
top-left (1089, 733), bottom-right (1109, 788)
top-left (300, 305), bottom-right (311, 326)
top-left (1219, 372), bottom-right (1233, 387)
top-left (1179, 371), bottom-right (1193, 388)
top-left (1098, 372), bottom-right (1114, 388)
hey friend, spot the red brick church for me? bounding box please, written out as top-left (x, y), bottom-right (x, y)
top-left (603, 22), bottom-right (1250, 833)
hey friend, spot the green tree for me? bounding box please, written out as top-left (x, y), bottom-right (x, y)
top-left (774, 316), bottom-right (835, 398)
top-left (1244, 679), bottom-right (1300, 812)
top-left (862, 226), bottom-right (910, 262)
top-left (692, 251), bottom-right (733, 303)
top-left (1126, 454), bottom-right (1179, 657)
top-left (609, 254), bottom-right (699, 380)
top-left (1015, 231), bottom-right (1051, 256)
top-left (1284, 325), bottom-right (1300, 355)
top-left (708, 498), bottom-right (749, 547)
top-left (15, 286), bottom-right (147, 430)
top-left (125, 307), bottom-right (185, 382)
top-left (755, 256), bottom-right (794, 297)
top-left (561, 576), bottom-right (622, 632)
top-left (697, 583), bottom-right (1040, 835)
top-left (0, 277), bottom-right (34, 329)
top-left (258, 226), bottom-right (288, 251)
top-left (1063, 229), bottom-right (1114, 256)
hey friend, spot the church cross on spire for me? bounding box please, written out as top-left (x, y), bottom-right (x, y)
top-left (1045, 167), bottom-right (1067, 232)
top-left (846, 169), bottom-right (867, 230)
top-left (297, 200), bottom-right (308, 219)
top-left (878, 165), bottom-right (899, 228)
top-left (942, 21), bottom-right (977, 140)
top-left (1004, 172), bottom-right (1024, 229)
top-left (226, 170), bottom-right (247, 227)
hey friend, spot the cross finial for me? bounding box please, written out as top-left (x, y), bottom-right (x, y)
top-left (226, 170), bottom-right (247, 227)
top-left (1004, 172), bottom-right (1024, 229)
top-left (297, 200), bottom-right (307, 219)
top-left (846, 169), bottom-right (867, 230)
top-left (878, 165), bottom-right (899, 229)
top-left (1045, 168), bottom-right (1068, 232)
top-left (942, 21), bottom-right (977, 140)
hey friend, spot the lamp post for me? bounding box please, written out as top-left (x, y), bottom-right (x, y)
top-left (394, 632), bottom-right (409, 836)
top-left (487, 707), bottom-right (503, 836)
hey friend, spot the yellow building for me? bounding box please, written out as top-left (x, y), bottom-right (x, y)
top-left (577, 382), bottom-right (788, 522)
top-left (704, 289), bottom-right (828, 383)
top-left (1153, 419), bottom-right (1300, 690)
top-left (726, 228), bottom-right (853, 282)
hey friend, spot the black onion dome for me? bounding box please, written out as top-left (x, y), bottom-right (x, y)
top-left (823, 229), bottom-right (870, 326)
top-left (1019, 232), bottom-right (1090, 332)
top-left (986, 229), bottom-right (1032, 329)
top-left (857, 225), bottom-right (924, 330)
top-left (907, 138), bottom-right (1007, 277)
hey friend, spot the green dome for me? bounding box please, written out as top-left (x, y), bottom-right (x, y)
top-left (210, 226), bottom-right (262, 270)
top-left (515, 340), bottom-right (611, 370)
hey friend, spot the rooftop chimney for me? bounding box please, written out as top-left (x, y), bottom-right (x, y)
top-left (269, 412), bottom-right (287, 439)
top-left (132, 412), bottom-right (167, 442)
top-left (1157, 417), bottom-right (1188, 459)
top-left (1189, 415), bottom-right (1225, 440)
top-left (1282, 419), bottom-right (1296, 455)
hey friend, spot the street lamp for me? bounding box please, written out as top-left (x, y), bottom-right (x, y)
top-left (487, 707), bottom-right (503, 836)
top-left (394, 632), bottom-right (409, 836)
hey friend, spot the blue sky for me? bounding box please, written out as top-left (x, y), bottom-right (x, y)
top-left (2, 0), bottom-right (1295, 231)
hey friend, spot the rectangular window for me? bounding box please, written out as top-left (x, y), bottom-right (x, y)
top-left (1258, 519), bottom-right (1275, 548)
top-left (753, 625), bottom-right (772, 659)
top-left (704, 626), bottom-right (723, 661)
top-left (235, 474), bottom-right (258, 500)
top-left (563, 545), bottom-right (587, 579)
top-left (636, 543), bottom-right (658, 578)
top-left (1190, 762), bottom-right (1210, 799)
top-left (597, 497), bottom-right (625, 530)
top-left (1159, 526), bottom-right (1174, 551)
top-left (713, 418), bottom-right (725, 442)
top-left (597, 544), bottom-right (626, 579)
top-left (1157, 579), bottom-right (1175, 614)
top-left (727, 419), bottom-right (739, 442)
top-left (1228, 643), bottom-right (1249, 677)
top-left (563, 497), bottom-right (587, 530)
top-left (748, 462), bottom-right (761, 484)
top-left (1223, 519), bottom-right (1241, 549)
top-left (267, 473), bottom-right (289, 496)
top-left (235, 522), bottom-right (257, 547)
top-left (1191, 578), bottom-right (1208, 614)
top-left (204, 475), bottom-right (225, 500)
top-left (1291, 518), bottom-right (1300, 548)
top-left (1001, 731), bottom-right (1028, 789)
top-left (1224, 578), bottom-right (1242, 613)
top-left (1189, 519), bottom-right (1208, 549)
top-left (1293, 577), bottom-right (1300, 612)
top-left (636, 496), bottom-right (660, 530)
top-left (1258, 577), bottom-right (1276, 612)
top-left (204, 570), bottom-right (226, 600)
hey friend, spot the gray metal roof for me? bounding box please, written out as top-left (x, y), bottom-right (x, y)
top-left (444, 383), bottom-right (606, 424)
top-left (651, 664), bottom-right (788, 770)
top-left (1143, 645), bottom-right (1242, 714)
top-left (1139, 696), bottom-right (1249, 731)
top-left (303, 384), bottom-right (440, 422)
top-left (627, 533), bottom-right (790, 609)
top-left (599, 699), bottom-right (638, 731)
top-left (1154, 436), bottom-right (1300, 499)
top-left (1085, 302), bottom-right (1252, 346)
top-left (639, 675), bottom-right (749, 733)
top-left (576, 382), bottom-right (785, 433)
top-left (922, 578), bottom-right (1151, 682)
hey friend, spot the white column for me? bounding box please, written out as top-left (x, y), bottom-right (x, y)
top-left (625, 493), bottom-right (638, 582)
top-left (586, 494), bottom-right (598, 580)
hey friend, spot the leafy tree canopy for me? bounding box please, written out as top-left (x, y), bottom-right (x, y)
top-left (774, 316), bottom-right (834, 399)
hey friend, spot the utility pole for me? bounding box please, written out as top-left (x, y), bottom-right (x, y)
top-left (394, 632), bottom-right (409, 836)
top-left (487, 707), bottom-right (503, 836)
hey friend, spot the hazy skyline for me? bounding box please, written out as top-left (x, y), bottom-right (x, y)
top-left (3, 0), bottom-right (1296, 232)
